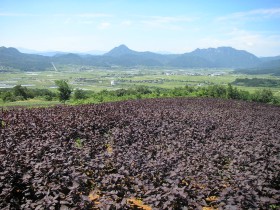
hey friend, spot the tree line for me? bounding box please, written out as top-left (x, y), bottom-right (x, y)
top-left (0, 80), bottom-right (279, 105)
top-left (232, 78), bottom-right (280, 87)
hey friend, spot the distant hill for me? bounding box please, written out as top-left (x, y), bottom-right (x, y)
top-left (105, 44), bottom-right (177, 66)
top-left (105, 44), bottom-right (138, 57)
top-left (18, 48), bottom-right (106, 57)
top-left (0, 45), bottom-right (277, 71)
top-left (259, 59), bottom-right (280, 69)
top-left (259, 55), bottom-right (280, 63)
top-left (189, 47), bottom-right (260, 68)
top-left (17, 48), bottom-right (68, 57)
top-left (103, 45), bottom-right (261, 68)
top-left (168, 54), bottom-right (215, 68)
top-left (235, 58), bottom-right (280, 76)
top-left (84, 50), bottom-right (106, 55)
top-left (52, 53), bottom-right (84, 65)
top-left (0, 47), bottom-right (51, 71)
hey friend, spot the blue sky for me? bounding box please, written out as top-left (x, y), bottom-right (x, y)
top-left (1, 0), bottom-right (280, 56)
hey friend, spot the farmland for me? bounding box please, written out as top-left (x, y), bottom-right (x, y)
top-left (1, 66), bottom-right (280, 108)
top-left (1, 98), bottom-right (279, 209)
top-left (1, 67), bottom-right (233, 91)
top-left (1, 67), bottom-right (280, 93)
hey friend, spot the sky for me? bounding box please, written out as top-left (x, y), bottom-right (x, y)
top-left (1, 0), bottom-right (280, 56)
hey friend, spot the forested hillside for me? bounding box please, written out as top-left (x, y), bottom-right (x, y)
top-left (2, 45), bottom-right (278, 71)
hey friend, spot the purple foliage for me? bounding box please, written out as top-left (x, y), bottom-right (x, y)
top-left (0, 98), bottom-right (279, 209)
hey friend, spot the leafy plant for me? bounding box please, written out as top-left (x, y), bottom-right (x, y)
top-left (269, 204), bottom-right (280, 209)
top-left (75, 138), bottom-right (83, 148)
top-left (1, 98), bottom-right (279, 209)
top-left (73, 88), bottom-right (87, 100)
top-left (55, 80), bottom-right (72, 103)
top-left (1, 120), bottom-right (5, 128)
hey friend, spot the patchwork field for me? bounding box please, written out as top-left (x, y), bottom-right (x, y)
top-left (1, 68), bottom-right (280, 94)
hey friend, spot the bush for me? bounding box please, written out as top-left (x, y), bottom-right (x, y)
top-left (2, 92), bottom-right (16, 102)
top-left (13, 85), bottom-right (28, 100)
top-left (207, 85), bottom-right (227, 98)
top-left (226, 84), bottom-right (240, 99)
top-left (238, 90), bottom-right (251, 101)
top-left (74, 89), bottom-right (88, 100)
top-left (251, 89), bottom-right (274, 103)
top-left (55, 80), bottom-right (72, 103)
top-left (135, 86), bottom-right (152, 95)
top-left (115, 89), bottom-right (127, 97)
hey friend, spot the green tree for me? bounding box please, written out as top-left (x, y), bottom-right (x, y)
top-left (13, 85), bottom-right (28, 100)
top-left (171, 87), bottom-right (186, 96)
top-left (73, 88), bottom-right (87, 100)
top-left (238, 90), bottom-right (250, 101)
top-left (2, 91), bottom-right (16, 102)
top-left (153, 88), bottom-right (161, 97)
top-left (185, 85), bottom-right (195, 93)
top-left (207, 85), bottom-right (227, 98)
top-left (55, 80), bottom-right (72, 103)
top-left (226, 84), bottom-right (240, 99)
top-left (115, 88), bottom-right (127, 97)
top-left (135, 86), bottom-right (152, 95)
top-left (251, 89), bottom-right (274, 103)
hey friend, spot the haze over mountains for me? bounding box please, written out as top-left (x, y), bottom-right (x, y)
top-left (17, 48), bottom-right (106, 56)
top-left (0, 45), bottom-right (280, 75)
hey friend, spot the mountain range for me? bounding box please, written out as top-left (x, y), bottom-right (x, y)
top-left (17, 48), bottom-right (106, 56)
top-left (0, 45), bottom-right (279, 75)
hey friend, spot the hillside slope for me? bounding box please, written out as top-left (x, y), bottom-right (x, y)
top-left (0, 47), bottom-right (51, 71)
top-left (235, 58), bottom-right (280, 75)
top-left (1, 98), bottom-right (279, 209)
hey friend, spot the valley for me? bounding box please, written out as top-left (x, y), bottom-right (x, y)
top-left (1, 66), bottom-right (280, 93)
top-left (1, 45), bottom-right (280, 101)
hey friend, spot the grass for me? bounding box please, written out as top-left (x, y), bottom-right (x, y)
top-left (0, 98), bottom-right (61, 108)
top-left (236, 86), bottom-right (280, 96)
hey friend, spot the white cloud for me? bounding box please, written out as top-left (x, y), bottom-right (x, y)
top-left (78, 20), bottom-right (94, 25)
top-left (246, 8), bottom-right (280, 16)
top-left (145, 16), bottom-right (194, 24)
top-left (217, 8), bottom-right (280, 22)
top-left (0, 12), bottom-right (35, 17)
top-left (52, 13), bottom-right (112, 18)
top-left (210, 8), bottom-right (280, 56)
top-left (140, 16), bottom-right (195, 30)
top-left (55, 13), bottom-right (112, 25)
top-left (98, 22), bottom-right (111, 30)
top-left (63, 18), bottom-right (71, 24)
top-left (76, 13), bottom-right (112, 18)
top-left (121, 20), bottom-right (132, 26)
top-left (199, 28), bottom-right (280, 56)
